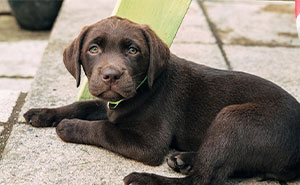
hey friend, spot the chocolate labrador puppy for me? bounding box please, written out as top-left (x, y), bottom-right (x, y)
top-left (24, 16), bottom-right (300, 185)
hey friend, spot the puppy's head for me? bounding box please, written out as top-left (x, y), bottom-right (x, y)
top-left (63, 16), bottom-right (170, 102)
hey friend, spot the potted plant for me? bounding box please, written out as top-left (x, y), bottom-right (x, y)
top-left (8, 0), bottom-right (63, 30)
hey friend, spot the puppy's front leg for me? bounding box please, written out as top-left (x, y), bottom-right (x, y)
top-left (56, 119), bottom-right (170, 166)
top-left (24, 100), bottom-right (106, 127)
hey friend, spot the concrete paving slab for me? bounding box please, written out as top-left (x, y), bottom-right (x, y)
top-left (204, 1), bottom-right (299, 47)
top-left (173, 0), bottom-right (216, 44)
top-left (0, 41), bottom-right (48, 77)
top-left (50, 0), bottom-right (117, 43)
top-left (0, 124), bottom-right (183, 185)
top-left (0, 16), bottom-right (49, 42)
top-left (170, 43), bottom-right (228, 70)
top-left (18, 40), bottom-right (78, 121)
top-left (225, 45), bottom-right (300, 102)
top-left (0, 78), bottom-right (33, 92)
top-left (0, 0), bottom-right (10, 13)
top-left (0, 90), bottom-right (19, 122)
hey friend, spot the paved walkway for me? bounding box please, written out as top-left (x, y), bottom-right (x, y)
top-left (0, 0), bottom-right (49, 164)
top-left (0, 0), bottom-right (299, 184)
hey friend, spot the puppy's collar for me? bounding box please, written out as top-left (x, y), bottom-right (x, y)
top-left (107, 76), bottom-right (148, 110)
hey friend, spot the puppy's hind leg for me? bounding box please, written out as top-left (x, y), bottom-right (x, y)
top-left (177, 103), bottom-right (277, 185)
top-left (124, 103), bottom-right (289, 185)
top-left (185, 102), bottom-right (298, 185)
top-left (124, 130), bottom-right (236, 185)
top-left (183, 126), bottom-right (238, 185)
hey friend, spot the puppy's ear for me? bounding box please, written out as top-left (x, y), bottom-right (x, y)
top-left (63, 26), bottom-right (89, 87)
top-left (141, 25), bottom-right (170, 88)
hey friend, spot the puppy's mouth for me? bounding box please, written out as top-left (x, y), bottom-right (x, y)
top-left (90, 84), bottom-right (136, 102)
top-left (88, 75), bottom-right (138, 102)
top-left (97, 90), bottom-right (124, 102)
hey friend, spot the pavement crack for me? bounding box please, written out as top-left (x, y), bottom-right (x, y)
top-left (227, 42), bottom-right (300, 48)
top-left (0, 75), bottom-right (34, 79)
top-left (197, 0), bottom-right (233, 71)
top-left (0, 92), bottom-right (27, 160)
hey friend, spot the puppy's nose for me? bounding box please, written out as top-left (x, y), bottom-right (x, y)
top-left (102, 68), bottom-right (122, 84)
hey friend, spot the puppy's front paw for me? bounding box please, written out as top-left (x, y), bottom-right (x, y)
top-left (23, 108), bottom-right (56, 127)
top-left (56, 119), bottom-right (82, 144)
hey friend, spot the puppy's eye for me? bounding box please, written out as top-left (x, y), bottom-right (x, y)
top-left (128, 47), bottom-right (138, 55)
top-left (89, 46), bottom-right (100, 54)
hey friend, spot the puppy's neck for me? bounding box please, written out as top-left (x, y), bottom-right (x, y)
top-left (107, 76), bottom-right (148, 110)
top-left (106, 70), bottom-right (167, 123)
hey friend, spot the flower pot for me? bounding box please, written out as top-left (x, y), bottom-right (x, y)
top-left (8, 0), bottom-right (63, 30)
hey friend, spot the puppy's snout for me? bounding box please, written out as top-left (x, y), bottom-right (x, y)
top-left (101, 68), bottom-right (123, 84)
